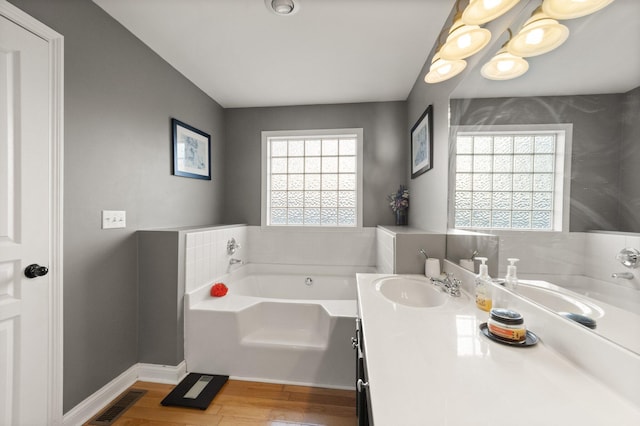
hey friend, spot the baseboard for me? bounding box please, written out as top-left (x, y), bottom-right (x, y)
top-left (138, 361), bottom-right (187, 384)
top-left (62, 361), bottom-right (186, 426)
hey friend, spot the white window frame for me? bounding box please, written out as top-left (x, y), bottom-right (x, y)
top-left (449, 124), bottom-right (573, 232)
top-left (261, 128), bottom-right (364, 229)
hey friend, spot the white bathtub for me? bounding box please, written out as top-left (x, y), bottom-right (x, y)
top-left (184, 263), bottom-right (375, 388)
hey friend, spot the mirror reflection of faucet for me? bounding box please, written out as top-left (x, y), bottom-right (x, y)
top-left (611, 272), bottom-right (634, 280)
top-left (459, 251), bottom-right (478, 272)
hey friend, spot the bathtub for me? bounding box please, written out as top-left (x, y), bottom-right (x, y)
top-left (184, 263), bottom-right (375, 388)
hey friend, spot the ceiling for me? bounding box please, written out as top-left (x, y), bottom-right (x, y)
top-left (93, 0), bottom-right (639, 108)
top-left (92, 0), bottom-right (454, 108)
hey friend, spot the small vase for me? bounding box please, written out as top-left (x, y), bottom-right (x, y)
top-left (395, 209), bottom-right (408, 226)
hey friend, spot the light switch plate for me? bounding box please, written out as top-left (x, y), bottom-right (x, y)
top-left (102, 210), bottom-right (126, 229)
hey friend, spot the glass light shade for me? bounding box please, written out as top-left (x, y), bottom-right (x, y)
top-left (424, 53), bottom-right (467, 84)
top-left (462, 0), bottom-right (522, 25)
top-left (507, 9), bottom-right (569, 57)
top-left (266, 0), bottom-right (299, 15)
top-left (439, 18), bottom-right (492, 60)
top-left (272, 0), bottom-right (294, 14)
top-left (542, 0), bottom-right (614, 20)
top-left (481, 49), bottom-right (529, 80)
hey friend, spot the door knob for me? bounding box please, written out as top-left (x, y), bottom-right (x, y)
top-left (24, 264), bottom-right (49, 278)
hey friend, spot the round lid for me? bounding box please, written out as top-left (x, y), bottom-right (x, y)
top-left (559, 312), bottom-right (597, 329)
top-left (490, 308), bottom-right (524, 325)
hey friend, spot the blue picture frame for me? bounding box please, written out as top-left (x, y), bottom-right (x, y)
top-left (411, 105), bottom-right (433, 179)
top-left (172, 118), bottom-right (211, 180)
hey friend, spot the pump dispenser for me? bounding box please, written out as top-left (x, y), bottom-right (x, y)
top-left (475, 257), bottom-right (492, 311)
top-left (505, 258), bottom-right (520, 290)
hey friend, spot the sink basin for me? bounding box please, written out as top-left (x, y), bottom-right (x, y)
top-left (375, 277), bottom-right (447, 308)
top-left (516, 284), bottom-right (604, 319)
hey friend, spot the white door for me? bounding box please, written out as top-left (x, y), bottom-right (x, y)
top-left (0, 14), bottom-right (53, 426)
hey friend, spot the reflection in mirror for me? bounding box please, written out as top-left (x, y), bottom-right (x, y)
top-left (445, 0), bottom-right (640, 354)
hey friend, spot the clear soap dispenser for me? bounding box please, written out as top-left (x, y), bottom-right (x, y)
top-left (475, 257), bottom-right (492, 312)
top-left (505, 258), bottom-right (520, 290)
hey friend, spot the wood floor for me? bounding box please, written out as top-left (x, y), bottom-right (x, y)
top-left (86, 380), bottom-right (358, 426)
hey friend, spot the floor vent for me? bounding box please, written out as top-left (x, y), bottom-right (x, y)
top-left (88, 389), bottom-right (147, 426)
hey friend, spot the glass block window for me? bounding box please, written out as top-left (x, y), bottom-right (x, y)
top-left (262, 129), bottom-right (363, 227)
top-left (454, 129), bottom-right (566, 231)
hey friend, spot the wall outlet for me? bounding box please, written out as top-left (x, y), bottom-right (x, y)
top-left (102, 210), bottom-right (126, 229)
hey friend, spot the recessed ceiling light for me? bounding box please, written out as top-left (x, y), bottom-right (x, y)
top-left (265, 0), bottom-right (300, 16)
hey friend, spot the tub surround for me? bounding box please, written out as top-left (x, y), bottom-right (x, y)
top-left (137, 224), bottom-right (247, 365)
top-left (357, 265), bottom-right (640, 425)
top-left (376, 226), bottom-right (446, 274)
top-left (138, 223), bottom-right (376, 375)
top-left (247, 226), bottom-right (376, 267)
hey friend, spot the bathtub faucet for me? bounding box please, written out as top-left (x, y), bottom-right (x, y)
top-left (229, 258), bottom-right (243, 265)
top-left (611, 272), bottom-right (634, 279)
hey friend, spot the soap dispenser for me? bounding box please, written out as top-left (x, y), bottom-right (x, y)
top-left (475, 257), bottom-right (492, 312)
top-left (505, 258), bottom-right (520, 290)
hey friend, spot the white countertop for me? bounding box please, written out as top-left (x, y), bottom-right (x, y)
top-left (357, 273), bottom-right (640, 426)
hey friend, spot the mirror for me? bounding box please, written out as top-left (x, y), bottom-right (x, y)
top-left (445, 0), bottom-right (640, 354)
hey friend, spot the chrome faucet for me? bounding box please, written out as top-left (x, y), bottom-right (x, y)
top-left (611, 272), bottom-right (634, 279)
top-left (430, 272), bottom-right (462, 297)
top-left (229, 258), bottom-right (243, 265)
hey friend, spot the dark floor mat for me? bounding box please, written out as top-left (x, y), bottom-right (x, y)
top-left (161, 373), bottom-right (229, 410)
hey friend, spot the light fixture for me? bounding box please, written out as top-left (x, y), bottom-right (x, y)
top-left (424, 52), bottom-right (467, 84)
top-left (462, 0), bottom-right (522, 25)
top-left (439, 13), bottom-right (492, 60)
top-left (482, 29), bottom-right (529, 80)
top-left (481, 48), bottom-right (529, 80)
top-left (507, 7), bottom-right (569, 57)
top-left (542, 0), bottom-right (614, 20)
top-left (265, 0), bottom-right (300, 16)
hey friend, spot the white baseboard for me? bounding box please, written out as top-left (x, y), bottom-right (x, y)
top-left (138, 361), bottom-right (187, 384)
top-left (62, 361), bottom-right (186, 426)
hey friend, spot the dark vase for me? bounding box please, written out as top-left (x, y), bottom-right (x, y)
top-left (395, 209), bottom-right (408, 226)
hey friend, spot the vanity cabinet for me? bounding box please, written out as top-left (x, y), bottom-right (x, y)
top-left (354, 317), bottom-right (371, 426)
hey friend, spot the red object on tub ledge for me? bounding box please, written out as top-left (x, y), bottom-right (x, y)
top-left (210, 283), bottom-right (228, 297)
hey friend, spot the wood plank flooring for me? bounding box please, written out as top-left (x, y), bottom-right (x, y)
top-left (86, 380), bottom-right (357, 426)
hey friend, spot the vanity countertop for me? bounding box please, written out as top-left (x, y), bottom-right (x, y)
top-left (356, 273), bottom-right (640, 426)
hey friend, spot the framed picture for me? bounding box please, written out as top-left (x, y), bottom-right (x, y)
top-left (172, 118), bottom-right (211, 180)
top-left (410, 105), bottom-right (433, 179)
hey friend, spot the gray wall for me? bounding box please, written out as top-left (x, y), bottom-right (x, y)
top-left (620, 86), bottom-right (640, 232)
top-left (138, 230), bottom-right (182, 366)
top-left (450, 94), bottom-right (624, 232)
top-left (9, 0), bottom-right (225, 412)
top-left (223, 102), bottom-right (408, 227)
